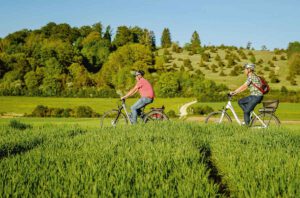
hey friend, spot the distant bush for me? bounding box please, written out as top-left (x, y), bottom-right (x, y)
top-left (166, 110), bottom-right (177, 118)
top-left (74, 106), bottom-right (94, 118)
top-left (270, 76), bottom-right (280, 83)
top-left (201, 53), bottom-right (211, 62)
top-left (280, 55), bottom-right (286, 60)
top-left (219, 70), bottom-right (226, 76)
top-left (172, 43), bottom-right (182, 53)
top-left (229, 69), bottom-right (239, 76)
top-left (31, 105), bottom-right (48, 117)
top-left (188, 104), bottom-right (214, 115)
top-left (163, 49), bottom-right (170, 55)
top-left (9, 119), bottom-right (32, 130)
top-left (272, 56), bottom-right (278, 61)
top-left (30, 105), bottom-right (99, 118)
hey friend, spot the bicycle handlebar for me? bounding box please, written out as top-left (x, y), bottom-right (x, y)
top-left (227, 93), bottom-right (233, 100)
top-left (121, 99), bottom-right (126, 104)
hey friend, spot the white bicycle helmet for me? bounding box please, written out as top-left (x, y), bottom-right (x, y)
top-left (244, 63), bottom-right (255, 70)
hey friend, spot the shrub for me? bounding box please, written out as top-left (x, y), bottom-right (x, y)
top-left (31, 105), bottom-right (48, 117)
top-left (188, 105), bottom-right (214, 115)
top-left (270, 76), bottom-right (280, 83)
top-left (166, 110), bottom-right (177, 118)
top-left (229, 69), bottom-right (238, 76)
top-left (63, 108), bottom-right (72, 117)
top-left (280, 55), bottom-right (286, 60)
top-left (9, 119), bottom-right (32, 130)
top-left (74, 106), bottom-right (94, 118)
top-left (219, 70), bottom-right (226, 76)
top-left (201, 53), bottom-right (211, 62)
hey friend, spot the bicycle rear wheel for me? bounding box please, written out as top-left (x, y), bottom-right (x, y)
top-left (143, 110), bottom-right (169, 123)
top-left (100, 110), bottom-right (128, 128)
top-left (250, 113), bottom-right (280, 128)
top-left (205, 111), bottom-right (232, 124)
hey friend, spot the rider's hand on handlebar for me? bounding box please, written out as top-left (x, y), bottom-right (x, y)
top-left (229, 91), bottom-right (236, 96)
top-left (121, 96), bottom-right (126, 100)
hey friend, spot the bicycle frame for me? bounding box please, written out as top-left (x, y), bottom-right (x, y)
top-left (120, 100), bottom-right (133, 124)
top-left (221, 97), bottom-right (267, 128)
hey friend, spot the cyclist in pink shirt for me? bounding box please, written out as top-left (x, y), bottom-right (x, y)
top-left (121, 70), bottom-right (154, 124)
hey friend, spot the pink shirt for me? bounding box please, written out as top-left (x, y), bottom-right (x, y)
top-left (135, 78), bottom-right (155, 99)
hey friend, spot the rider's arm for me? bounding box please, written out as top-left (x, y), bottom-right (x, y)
top-left (121, 85), bottom-right (139, 99)
top-left (231, 82), bottom-right (248, 95)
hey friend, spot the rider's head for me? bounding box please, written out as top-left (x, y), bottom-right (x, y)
top-left (135, 70), bottom-right (145, 79)
top-left (244, 63), bottom-right (255, 74)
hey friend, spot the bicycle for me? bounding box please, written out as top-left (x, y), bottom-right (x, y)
top-left (100, 99), bottom-right (169, 128)
top-left (205, 94), bottom-right (280, 128)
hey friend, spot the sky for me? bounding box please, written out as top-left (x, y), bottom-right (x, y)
top-left (0, 0), bottom-right (299, 49)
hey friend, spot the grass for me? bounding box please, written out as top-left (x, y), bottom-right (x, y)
top-left (1, 96), bottom-right (300, 123)
top-left (0, 121), bottom-right (299, 196)
top-left (0, 96), bottom-right (194, 115)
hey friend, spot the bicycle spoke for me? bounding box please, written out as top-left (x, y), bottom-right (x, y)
top-left (144, 111), bottom-right (168, 123)
top-left (205, 111), bottom-right (232, 124)
top-left (251, 113), bottom-right (280, 128)
top-left (100, 110), bottom-right (128, 128)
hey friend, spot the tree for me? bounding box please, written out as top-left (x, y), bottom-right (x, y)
top-left (81, 37), bottom-right (110, 71)
top-left (288, 53), bottom-right (300, 76)
top-left (24, 70), bottom-right (43, 95)
top-left (190, 31), bottom-right (201, 54)
top-left (155, 73), bottom-right (179, 97)
top-left (113, 26), bottom-right (134, 47)
top-left (103, 25), bottom-right (112, 43)
top-left (246, 41), bottom-right (252, 50)
top-left (42, 58), bottom-right (63, 96)
top-left (97, 43), bottom-right (153, 89)
top-left (92, 22), bottom-right (103, 36)
top-left (261, 45), bottom-right (267, 51)
top-left (68, 63), bottom-right (92, 88)
top-left (287, 41), bottom-right (300, 58)
top-left (161, 28), bottom-right (172, 48)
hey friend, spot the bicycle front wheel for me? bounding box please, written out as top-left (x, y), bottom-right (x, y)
top-left (250, 113), bottom-right (280, 128)
top-left (205, 111), bottom-right (232, 124)
top-left (100, 110), bottom-right (128, 128)
top-left (143, 110), bottom-right (169, 123)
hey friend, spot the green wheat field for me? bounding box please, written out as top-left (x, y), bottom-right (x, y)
top-left (0, 121), bottom-right (299, 197)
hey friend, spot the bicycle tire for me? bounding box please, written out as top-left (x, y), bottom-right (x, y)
top-left (100, 109), bottom-right (128, 128)
top-left (143, 110), bottom-right (169, 123)
top-left (250, 112), bottom-right (280, 128)
top-left (205, 111), bottom-right (232, 124)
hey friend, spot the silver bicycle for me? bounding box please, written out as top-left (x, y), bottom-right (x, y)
top-left (100, 99), bottom-right (169, 128)
top-left (205, 94), bottom-right (280, 128)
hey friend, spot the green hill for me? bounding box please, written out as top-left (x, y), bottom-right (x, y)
top-left (157, 47), bottom-right (297, 91)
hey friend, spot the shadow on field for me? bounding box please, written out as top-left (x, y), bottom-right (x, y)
top-left (199, 145), bottom-right (230, 197)
top-left (0, 138), bottom-right (44, 160)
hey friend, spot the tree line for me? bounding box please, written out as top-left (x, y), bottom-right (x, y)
top-left (0, 22), bottom-right (299, 101)
top-left (0, 22), bottom-right (228, 101)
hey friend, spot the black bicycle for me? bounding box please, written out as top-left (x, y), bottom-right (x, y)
top-left (100, 99), bottom-right (169, 128)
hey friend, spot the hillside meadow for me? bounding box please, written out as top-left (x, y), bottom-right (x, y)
top-left (159, 48), bottom-right (300, 91)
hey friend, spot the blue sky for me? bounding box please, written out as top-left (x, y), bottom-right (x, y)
top-left (0, 0), bottom-right (299, 49)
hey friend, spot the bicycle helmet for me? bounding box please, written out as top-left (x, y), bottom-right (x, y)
top-left (244, 63), bottom-right (255, 70)
top-left (135, 70), bottom-right (145, 76)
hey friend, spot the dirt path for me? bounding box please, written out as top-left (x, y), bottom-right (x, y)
top-left (179, 100), bottom-right (197, 118)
